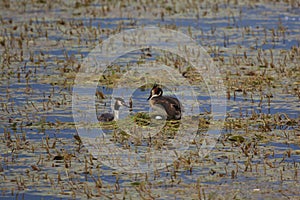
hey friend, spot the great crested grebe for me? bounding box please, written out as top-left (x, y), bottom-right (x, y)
top-left (147, 84), bottom-right (182, 120)
top-left (97, 98), bottom-right (129, 122)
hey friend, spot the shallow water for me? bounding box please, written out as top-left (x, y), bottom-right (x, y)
top-left (0, 1), bottom-right (299, 199)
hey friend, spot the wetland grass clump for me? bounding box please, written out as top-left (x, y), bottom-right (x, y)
top-left (133, 112), bottom-right (151, 126)
top-left (0, 0), bottom-right (299, 199)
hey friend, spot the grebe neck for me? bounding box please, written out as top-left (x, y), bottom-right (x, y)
top-left (114, 110), bottom-right (119, 120)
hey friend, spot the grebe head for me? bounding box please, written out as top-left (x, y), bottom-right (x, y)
top-left (114, 97), bottom-right (129, 110)
top-left (147, 84), bottom-right (163, 100)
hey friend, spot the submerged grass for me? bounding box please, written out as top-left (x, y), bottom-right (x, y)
top-left (0, 0), bottom-right (299, 199)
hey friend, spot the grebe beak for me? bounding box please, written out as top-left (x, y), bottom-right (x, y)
top-left (120, 101), bottom-right (129, 107)
top-left (123, 103), bottom-right (130, 108)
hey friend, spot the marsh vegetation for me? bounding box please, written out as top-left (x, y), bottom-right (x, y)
top-left (0, 0), bottom-right (299, 199)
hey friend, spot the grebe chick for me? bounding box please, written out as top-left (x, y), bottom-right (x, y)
top-left (97, 98), bottom-right (128, 122)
